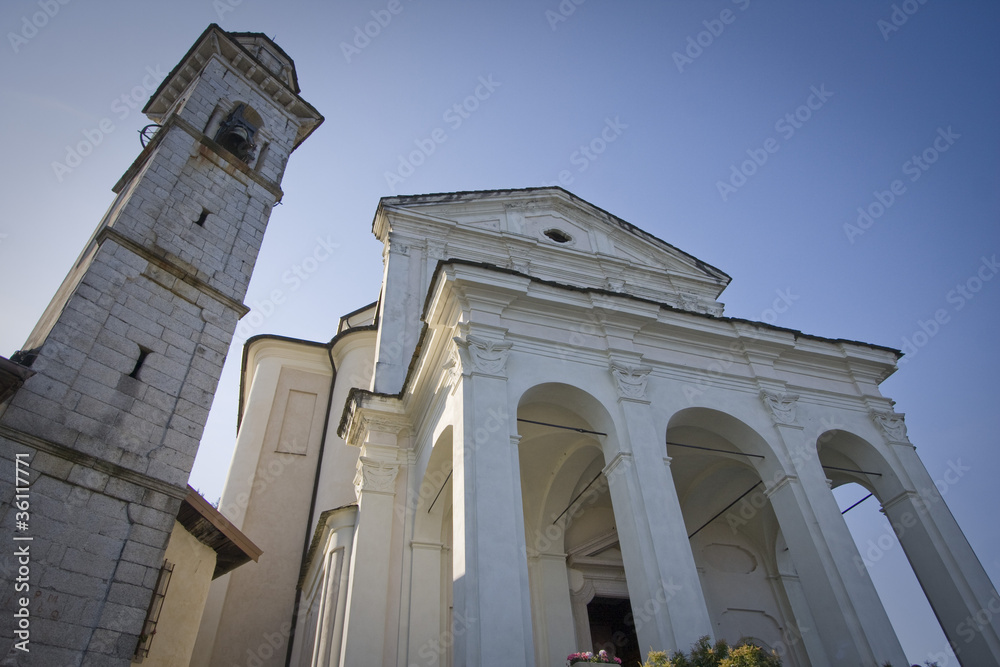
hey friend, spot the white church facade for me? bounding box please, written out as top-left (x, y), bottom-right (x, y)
top-left (0, 19), bottom-right (1000, 667)
top-left (193, 188), bottom-right (1000, 667)
top-left (2, 20), bottom-right (994, 667)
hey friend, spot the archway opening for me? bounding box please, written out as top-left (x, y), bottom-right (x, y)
top-left (820, 429), bottom-right (956, 665)
top-left (516, 383), bottom-right (635, 666)
top-left (667, 408), bottom-right (808, 667)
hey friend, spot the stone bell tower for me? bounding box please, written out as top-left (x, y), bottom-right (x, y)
top-left (0, 25), bottom-right (322, 665)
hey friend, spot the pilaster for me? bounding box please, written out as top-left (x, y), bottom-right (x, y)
top-left (450, 330), bottom-right (535, 667)
top-left (759, 390), bottom-right (906, 667)
top-left (606, 359), bottom-right (712, 651)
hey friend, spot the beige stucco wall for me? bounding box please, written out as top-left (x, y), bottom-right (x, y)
top-left (133, 521), bottom-right (217, 667)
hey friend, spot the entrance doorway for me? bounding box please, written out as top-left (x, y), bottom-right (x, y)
top-left (587, 597), bottom-right (641, 666)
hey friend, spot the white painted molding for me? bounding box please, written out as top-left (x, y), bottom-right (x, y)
top-left (764, 474), bottom-right (799, 498)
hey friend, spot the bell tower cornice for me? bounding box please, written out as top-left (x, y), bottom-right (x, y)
top-left (142, 24), bottom-right (323, 151)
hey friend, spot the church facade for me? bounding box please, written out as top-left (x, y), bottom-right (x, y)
top-left (194, 187), bottom-right (1000, 667)
top-left (2, 23), bottom-right (998, 667)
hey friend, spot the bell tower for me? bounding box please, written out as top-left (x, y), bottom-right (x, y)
top-left (0, 25), bottom-right (322, 665)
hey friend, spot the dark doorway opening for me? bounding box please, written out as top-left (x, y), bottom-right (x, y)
top-left (587, 597), bottom-right (641, 666)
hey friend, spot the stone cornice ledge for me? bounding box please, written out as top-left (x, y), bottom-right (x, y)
top-left (337, 388), bottom-right (408, 446)
top-left (0, 424), bottom-right (188, 500)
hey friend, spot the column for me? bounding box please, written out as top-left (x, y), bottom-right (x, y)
top-left (760, 391), bottom-right (906, 667)
top-left (528, 553), bottom-right (577, 667)
top-left (451, 330), bottom-right (535, 667)
top-left (607, 361), bottom-right (713, 652)
top-left (874, 411), bottom-right (1000, 666)
top-left (340, 445), bottom-right (403, 667)
top-left (407, 541), bottom-right (444, 667)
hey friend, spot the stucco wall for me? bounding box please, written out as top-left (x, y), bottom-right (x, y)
top-left (134, 521), bottom-right (216, 667)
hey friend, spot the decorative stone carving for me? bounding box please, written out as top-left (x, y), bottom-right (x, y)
top-left (872, 410), bottom-right (909, 443)
top-left (761, 390), bottom-right (799, 425)
top-left (453, 334), bottom-right (512, 377)
top-left (609, 362), bottom-right (652, 400)
top-left (442, 346), bottom-right (462, 388)
top-left (354, 457), bottom-right (399, 497)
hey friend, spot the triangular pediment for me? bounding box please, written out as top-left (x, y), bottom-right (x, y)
top-left (374, 188), bottom-right (730, 310)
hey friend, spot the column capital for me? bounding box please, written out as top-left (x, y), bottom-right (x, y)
top-left (602, 450), bottom-right (633, 478)
top-left (760, 389), bottom-right (800, 426)
top-left (870, 409), bottom-right (911, 445)
top-left (339, 391), bottom-right (409, 447)
top-left (453, 333), bottom-right (512, 379)
top-left (354, 456), bottom-right (400, 498)
top-left (764, 473), bottom-right (799, 498)
top-left (609, 361), bottom-right (652, 402)
top-left (879, 489), bottom-right (921, 513)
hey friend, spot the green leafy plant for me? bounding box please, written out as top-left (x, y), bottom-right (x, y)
top-left (641, 637), bottom-right (781, 667)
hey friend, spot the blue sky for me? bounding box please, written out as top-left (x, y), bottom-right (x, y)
top-left (1, 1), bottom-right (997, 662)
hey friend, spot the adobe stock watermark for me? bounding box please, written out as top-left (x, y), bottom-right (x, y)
top-left (843, 126), bottom-right (959, 244)
top-left (233, 235), bottom-right (341, 343)
top-left (716, 85), bottom-right (834, 202)
top-left (408, 609), bottom-right (477, 667)
top-left (543, 117), bottom-right (628, 189)
top-left (383, 75), bottom-right (501, 191)
top-left (672, 0), bottom-right (751, 74)
top-left (544, 0), bottom-right (588, 31)
top-left (51, 65), bottom-right (167, 182)
top-left (923, 584), bottom-right (1000, 665)
top-left (340, 0), bottom-right (416, 63)
top-left (877, 0), bottom-right (931, 42)
top-left (897, 253), bottom-right (996, 365)
top-left (853, 458), bottom-right (970, 573)
top-left (682, 287), bottom-right (800, 404)
top-left (7, 0), bottom-right (71, 54)
top-left (238, 621), bottom-right (291, 667)
top-left (213, 0), bottom-right (244, 22)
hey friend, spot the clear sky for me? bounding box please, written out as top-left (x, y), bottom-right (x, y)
top-left (1, 1), bottom-right (997, 663)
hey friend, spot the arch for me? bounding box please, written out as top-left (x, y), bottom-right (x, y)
top-left (665, 407), bottom-right (813, 666)
top-left (815, 428), bottom-right (987, 665)
top-left (213, 102), bottom-right (264, 163)
top-left (814, 428), bottom-right (907, 501)
top-left (667, 406), bottom-right (787, 483)
top-left (406, 426), bottom-right (454, 667)
top-left (516, 382), bottom-right (629, 666)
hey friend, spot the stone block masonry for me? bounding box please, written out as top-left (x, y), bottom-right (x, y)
top-left (0, 24), bottom-right (322, 665)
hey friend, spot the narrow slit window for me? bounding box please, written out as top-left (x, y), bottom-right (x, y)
top-left (129, 347), bottom-right (151, 379)
top-left (195, 208), bottom-right (209, 227)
